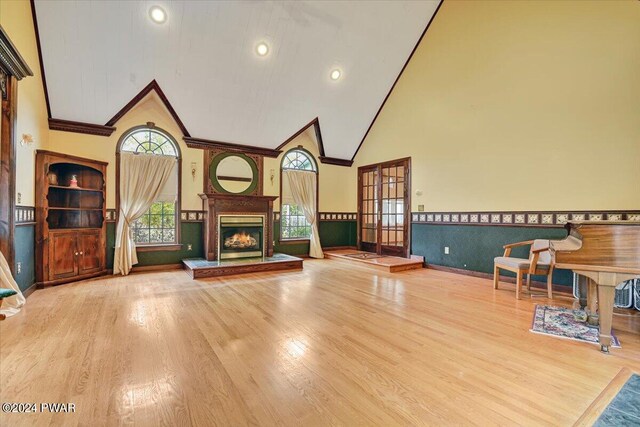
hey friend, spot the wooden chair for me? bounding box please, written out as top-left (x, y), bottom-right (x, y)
top-left (493, 239), bottom-right (554, 300)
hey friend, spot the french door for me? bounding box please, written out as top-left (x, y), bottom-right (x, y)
top-left (357, 158), bottom-right (411, 257)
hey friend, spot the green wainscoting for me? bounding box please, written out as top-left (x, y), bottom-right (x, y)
top-left (274, 220), bottom-right (358, 256)
top-left (106, 222), bottom-right (204, 268)
top-left (411, 224), bottom-right (574, 286)
top-left (14, 225), bottom-right (36, 292)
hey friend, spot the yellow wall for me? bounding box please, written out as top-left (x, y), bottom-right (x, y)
top-left (10, 0), bottom-right (639, 215)
top-left (353, 0), bottom-right (640, 212)
top-left (48, 93), bottom-right (204, 210)
top-left (263, 128), bottom-right (354, 212)
top-left (1, 0), bottom-right (50, 207)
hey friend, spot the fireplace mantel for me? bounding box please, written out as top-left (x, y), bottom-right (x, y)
top-left (199, 193), bottom-right (278, 261)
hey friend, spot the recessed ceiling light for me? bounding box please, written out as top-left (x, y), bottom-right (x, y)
top-left (149, 6), bottom-right (167, 24)
top-left (256, 42), bottom-right (269, 57)
top-left (330, 69), bottom-right (342, 81)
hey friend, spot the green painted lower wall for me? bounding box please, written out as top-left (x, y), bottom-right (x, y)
top-left (274, 220), bottom-right (357, 256)
top-left (411, 224), bottom-right (574, 286)
top-left (14, 225), bottom-right (36, 292)
top-left (106, 220), bottom-right (354, 267)
top-left (106, 222), bottom-right (204, 268)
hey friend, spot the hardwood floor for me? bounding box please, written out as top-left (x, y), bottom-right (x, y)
top-left (1, 259), bottom-right (639, 426)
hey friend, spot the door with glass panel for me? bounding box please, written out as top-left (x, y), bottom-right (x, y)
top-left (357, 158), bottom-right (410, 257)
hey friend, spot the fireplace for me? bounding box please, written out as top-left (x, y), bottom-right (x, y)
top-left (218, 215), bottom-right (264, 260)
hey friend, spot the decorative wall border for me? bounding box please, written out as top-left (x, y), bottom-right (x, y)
top-left (15, 205), bottom-right (35, 225)
top-left (319, 212), bottom-right (357, 221)
top-left (273, 212), bottom-right (357, 222)
top-left (180, 210), bottom-right (206, 222)
top-left (106, 211), bottom-right (356, 223)
top-left (411, 211), bottom-right (640, 227)
top-left (106, 209), bottom-right (206, 223)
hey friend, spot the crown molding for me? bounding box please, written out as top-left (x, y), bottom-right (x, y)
top-left (276, 117), bottom-right (351, 166)
top-left (48, 118), bottom-right (116, 137)
top-left (105, 79), bottom-right (190, 137)
top-left (184, 137), bottom-right (282, 158)
top-left (276, 117), bottom-right (325, 155)
top-left (318, 156), bottom-right (353, 167)
top-left (0, 25), bottom-right (33, 80)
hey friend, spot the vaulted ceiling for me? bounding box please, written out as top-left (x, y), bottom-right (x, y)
top-left (33, 0), bottom-right (440, 161)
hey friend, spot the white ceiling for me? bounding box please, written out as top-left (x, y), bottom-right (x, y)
top-left (34, 0), bottom-right (440, 160)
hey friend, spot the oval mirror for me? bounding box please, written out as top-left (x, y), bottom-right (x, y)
top-left (215, 155), bottom-right (254, 193)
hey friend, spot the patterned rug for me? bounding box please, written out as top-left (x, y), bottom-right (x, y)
top-left (530, 305), bottom-right (621, 348)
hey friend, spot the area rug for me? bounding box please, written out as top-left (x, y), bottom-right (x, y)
top-left (530, 305), bottom-right (621, 348)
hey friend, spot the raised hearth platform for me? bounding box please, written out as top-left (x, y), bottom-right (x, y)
top-left (183, 253), bottom-right (303, 279)
top-left (324, 249), bottom-right (424, 273)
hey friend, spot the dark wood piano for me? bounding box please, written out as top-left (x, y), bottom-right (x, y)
top-left (551, 221), bottom-right (640, 353)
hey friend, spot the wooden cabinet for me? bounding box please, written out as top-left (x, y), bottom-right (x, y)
top-left (48, 230), bottom-right (103, 280)
top-left (49, 231), bottom-right (78, 279)
top-left (36, 151), bottom-right (108, 287)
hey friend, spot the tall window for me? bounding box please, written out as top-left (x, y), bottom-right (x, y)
top-left (280, 148), bottom-right (317, 240)
top-left (117, 126), bottom-right (180, 245)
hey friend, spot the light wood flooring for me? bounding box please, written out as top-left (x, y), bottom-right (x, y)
top-left (1, 258), bottom-right (639, 426)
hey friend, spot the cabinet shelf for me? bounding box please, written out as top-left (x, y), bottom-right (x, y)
top-left (47, 207), bottom-right (104, 211)
top-left (48, 185), bottom-right (103, 192)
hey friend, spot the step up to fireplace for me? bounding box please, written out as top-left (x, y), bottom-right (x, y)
top-left (182, 253), bottom-right (303, 279)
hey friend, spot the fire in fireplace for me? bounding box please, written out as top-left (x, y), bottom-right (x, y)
top-left (224, 231), bottom-right (257, 250)
top-left (219, 215), bottom-right (264, 260)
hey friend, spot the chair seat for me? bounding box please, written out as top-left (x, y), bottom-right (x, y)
top-left (0, 288), bottom-right (17, 298)
top-left (494, 257), bottom-right (550, 270)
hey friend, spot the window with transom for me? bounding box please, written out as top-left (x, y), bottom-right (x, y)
top-left (280, 149), bottom-right (317, 240)
top-left (117, 126), bottom-right (181, 245)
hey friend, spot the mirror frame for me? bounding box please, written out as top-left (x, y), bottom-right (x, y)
top-left (209, 152), bottom-right (259, 195)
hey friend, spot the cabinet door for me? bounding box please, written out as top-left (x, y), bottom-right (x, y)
top-left (49, 232), bottom-right (78, 279)
top-left (78, 231), bottom-right (102, 274)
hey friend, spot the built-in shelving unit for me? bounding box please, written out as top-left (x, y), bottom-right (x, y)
top-left (35, 150), bottom-right (108, 287)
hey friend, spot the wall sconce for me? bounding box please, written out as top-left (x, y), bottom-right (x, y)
top-left (270, 169), bottom-right (275, 185)
top-left (20, 133), bottom-right (34, 146)
top-left (191, 162), bottom-right (197, 180)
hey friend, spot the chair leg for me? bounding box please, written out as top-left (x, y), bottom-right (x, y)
top-left (0, 298), bottom-right (4, 321)
top-left (547, 270), bottom-right (554, 299)
top-left (516, 271), bottom-right (523, 300)
top-left (526, 274), bottom-right (531, 292)
top-left (493, 265), bottom-right (499, 289)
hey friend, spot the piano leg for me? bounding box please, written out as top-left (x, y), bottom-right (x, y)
top-left (586, 278), bottom-right (599, 326)
top-left (596, 281), bottom-right (616, 354)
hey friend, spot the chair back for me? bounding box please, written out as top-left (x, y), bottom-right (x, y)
top-left (530, 239), bottom-right (551, 264)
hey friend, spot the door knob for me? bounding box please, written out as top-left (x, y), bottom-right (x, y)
top-left (75, 252), bottom-right (79, 256)
top-left (79, 251), bottom-right (83, 255)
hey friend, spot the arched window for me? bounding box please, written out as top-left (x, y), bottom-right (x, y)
top-left (117, 125), bottom-right (181, 246)
top-left (280, 148), bottom-right (318, 240)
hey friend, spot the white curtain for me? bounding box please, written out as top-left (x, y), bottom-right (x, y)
top-left (113, 152), bottom-right (176, 275)
top-left (0, 250), bottom-right (25, 317)
top-left (283, 170), bottom-right (323, 259)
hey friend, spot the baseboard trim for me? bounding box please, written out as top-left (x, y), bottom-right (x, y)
top-left (107, 263), bottom-right (183, 275)
top-left (426, 263), bottom-right (572, 295)
top-left (132, 263), bottom-right (183, 273)
top-left (22, 282), bottom-right (37, 298)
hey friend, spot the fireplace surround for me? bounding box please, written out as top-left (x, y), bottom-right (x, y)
top-left (218, 215), bottom-right (264, 260)
top-left (199, 193), bottom-right (277, 261)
